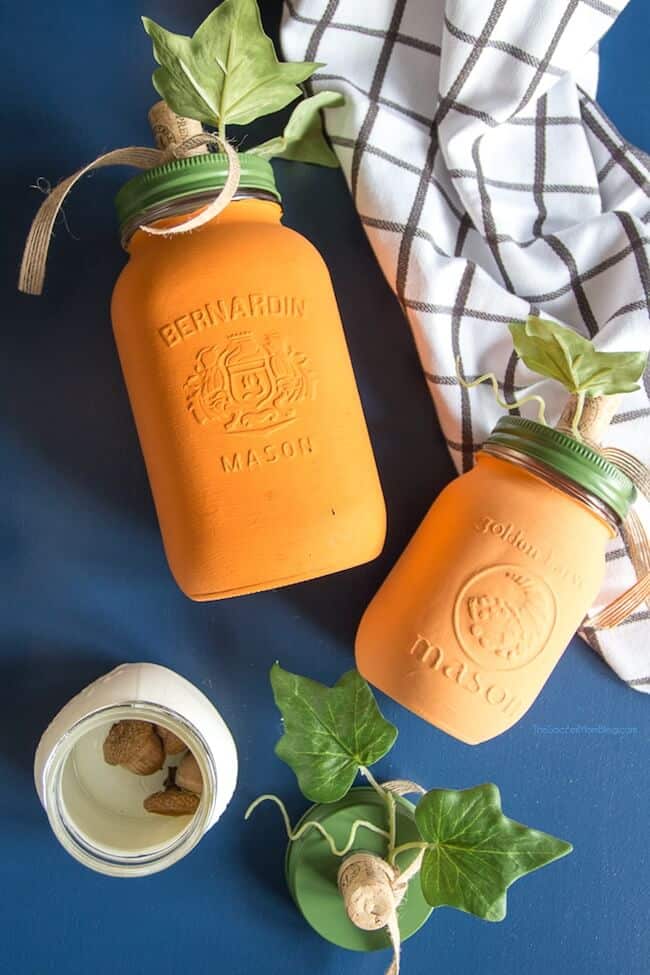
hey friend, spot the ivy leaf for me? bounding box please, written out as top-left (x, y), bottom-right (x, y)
top-left (270, 663), bottom-right (397, 803)
top-left (415, 783), bottom-right (572, 921)
top-left (249, 91), bottom-right (343, 166)
top-left (142, 0), bottom-right (321, 128)
top-left (509, 317), bottom-right (648, 397)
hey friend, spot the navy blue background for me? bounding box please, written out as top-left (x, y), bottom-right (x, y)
top-left (1, 2), bottom-right (648, 973)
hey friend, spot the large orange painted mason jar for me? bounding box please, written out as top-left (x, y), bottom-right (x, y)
top-left (356, 417), bottom-right (635, 744)
top-left (111, 153), bottom-right (385, 600)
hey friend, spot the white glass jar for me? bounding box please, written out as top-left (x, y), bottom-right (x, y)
top-left (34, 662), bottom-right (238, 877)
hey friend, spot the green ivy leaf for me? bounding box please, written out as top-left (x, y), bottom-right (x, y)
top-left (142, 0), bottom-right (321, 128)
top-left (415, 783), bottom-right (572, 921)
top-left (270, 663), bottom-right (397, 803)
top-left (249, 91), bottom-right (343, 166)
top-left (509, 317), bottom-right (648, 397)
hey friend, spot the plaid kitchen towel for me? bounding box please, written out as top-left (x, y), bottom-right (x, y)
top-left (281, 0), bottom-right (650, 691)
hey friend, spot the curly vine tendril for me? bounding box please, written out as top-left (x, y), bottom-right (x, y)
top-left (244, 794), bottom-right (390, 858)
top-left (455, 357), bottom-right (547, 426)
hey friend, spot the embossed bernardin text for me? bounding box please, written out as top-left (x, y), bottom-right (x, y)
top-left (474, 515), bottom-right (584, 588)
top-left (408, 634), bottom-right (524, 716)
top-left (159, 294), bottom-right (305, 348)
top-left (221, 435), bottom-right (315, 473)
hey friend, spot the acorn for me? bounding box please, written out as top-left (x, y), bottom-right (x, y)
top-left (103, 720), bottom-right (165, 775)
top-left (143, 785), bottom-right (200, 817)
top-left (144, 766), bottom-right (200, 817)
top-left (175, 752), bottom-right (203, 795)
top-left (155, 725), bottom-right (187, 756)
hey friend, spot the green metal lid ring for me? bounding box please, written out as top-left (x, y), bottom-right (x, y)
top-left (484, 416), bottom-right (635, 522)
top-left (115, 151), bottom-right (281, 233)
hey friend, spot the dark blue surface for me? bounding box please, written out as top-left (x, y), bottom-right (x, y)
top-left (1, 3), bottom-right (648, 973)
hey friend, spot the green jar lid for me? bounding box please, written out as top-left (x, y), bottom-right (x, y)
top-left (114, 151), bottom-right (280, 234)
top-left (484, 416), bottom-right (635, 521)
top-left (285, 787), bottom-right (432, 952)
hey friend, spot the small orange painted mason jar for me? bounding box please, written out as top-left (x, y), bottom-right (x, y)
top-left (111, 153), bottom-right (385, 599)
top-left (356, 417), bottom-right (636, 744)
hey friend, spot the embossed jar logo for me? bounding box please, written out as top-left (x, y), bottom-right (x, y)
top-left (453, 565), bottom-right (557, 671)
top-left (184, 331), bottom-right (315, 432)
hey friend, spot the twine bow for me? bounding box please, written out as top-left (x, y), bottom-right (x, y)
top-left (587, 446), bottom-right (650, 629)
top-left (556, 395), bottom-right (650, 631)
top-left (18, 132), bottom-right (240, 297)
top-left (337, 781), bottom-right (426, 975)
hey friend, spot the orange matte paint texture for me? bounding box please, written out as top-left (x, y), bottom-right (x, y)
top-left (356, 449), bottom-right (618, 744)
top-left (112, 197), bottom-right (386, 599)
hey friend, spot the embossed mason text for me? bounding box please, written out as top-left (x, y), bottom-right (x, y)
top-left (409, 634), bottom-right (523, 716)
top-left (221, 435), bottom-right (315, 474)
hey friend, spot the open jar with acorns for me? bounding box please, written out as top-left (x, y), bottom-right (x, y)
top-left (34, 663), bottom-right (238, 876)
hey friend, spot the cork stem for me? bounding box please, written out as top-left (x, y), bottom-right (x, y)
top-left (337, 850), bottom-right (423, 975)
top-left (556, 394), bottom-right (621, 447)
top-left (148, 101), bottom-right (205, 157)
top-left (338, 853), bottom-right (407, 931)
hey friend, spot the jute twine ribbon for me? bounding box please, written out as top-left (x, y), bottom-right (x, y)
top-left (557, 395), bottom-right (650, 629)
top-left (588, 446), bottom-right (650, 627)
top-left (18, 132), bottom-right (240, 297)
top-left (337, 781), bottom-right (426, 975)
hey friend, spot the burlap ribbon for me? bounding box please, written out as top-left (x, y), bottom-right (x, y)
top-left (18, 132), bottom-right (240, 297)
top-left (337, 781), bottom-right (426, 975)
top-left (588, 447), bottom-right (650, 628)
top-left (556, 396), bottom-right (650, 630)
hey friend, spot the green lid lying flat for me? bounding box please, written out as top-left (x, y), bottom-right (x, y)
top-left (114, 151), bottom-right (280, 232)
top-left (484, 416), bottom-right (635, 521)
top-left (285, 787), bottom-right (432, 952)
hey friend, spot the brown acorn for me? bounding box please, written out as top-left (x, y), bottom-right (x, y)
top-left (103, 720), bottom-right (164, 775)
top-left (155, 725), bottom-right (187, 756)
top-left (144, 785), bottom-right (200, 817)
top-left (175, 753), bottom-right (203, 795)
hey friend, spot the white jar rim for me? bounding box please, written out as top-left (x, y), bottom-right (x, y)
top-left (41, 701), bottom-right (219, 877)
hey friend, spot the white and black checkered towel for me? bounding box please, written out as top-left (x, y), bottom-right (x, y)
top-left (281, 0), bottom-right (650, 691)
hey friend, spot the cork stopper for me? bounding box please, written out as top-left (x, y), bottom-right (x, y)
top-left (556, 394), bottom-right (621, 447)
top-left (148, 100), bottom-right (205, 157)
top-left (337, 853), bottom-right (407, 931)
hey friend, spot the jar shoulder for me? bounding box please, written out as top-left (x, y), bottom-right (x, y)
top-left (425, 456), bottom-right (613, 545)
top-left (112, 216), bottom-right (330, 316)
